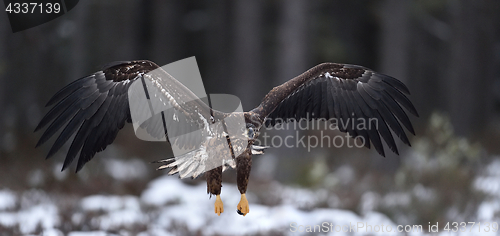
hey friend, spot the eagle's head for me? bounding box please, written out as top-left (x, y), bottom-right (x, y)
top-left (244, 112), bottom-right (263, 133)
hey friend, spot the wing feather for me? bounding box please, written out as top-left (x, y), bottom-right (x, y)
top-left (311, 81), bottom-right (322, 119)
top-left (379, 74), bottom-right (411, 95)
top-left (45, 76), bottom-right (95, 107)
top-left (319, 80), bottom-right (329, 119)
top-left (292, 88), bottom-right (303, 121)
top-left (301, 85), bottom-right (312, 119)
top-left (345, 90), bottom-right (370, 149)
top-left (357, 81), bottom-right (399, 153)
top-left (338, 80), bottom-right (358, 137)
top-left (383, 83), bottom-right (419, 117)
top-left (35, 84), bottom-right (99, 147)
top-left (48, 92), bottom-right (108, 159)
top-left (380, 91), bottom-right (415, 135)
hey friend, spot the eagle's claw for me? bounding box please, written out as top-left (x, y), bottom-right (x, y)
top-left (214, 195), bottom-right (224, 216)
top-left (237, 193), bottom-right (249, 216)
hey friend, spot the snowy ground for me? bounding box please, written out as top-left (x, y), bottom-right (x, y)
top-left (0, 174), bottom-right (499, 236)
top-left (0, 176), bottom-right (411, 236)
top-left (1, 156), bottom-right (500, 235)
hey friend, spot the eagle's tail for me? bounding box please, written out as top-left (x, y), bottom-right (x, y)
top-left (152, 148), bottom-right (207, 179)
top-left (153, 145), bottom-right (268, 178)
top-left (152, 147), bottom-right (237, 178)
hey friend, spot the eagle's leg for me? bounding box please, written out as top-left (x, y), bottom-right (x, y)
top-left (206, 166), bottom-right (223, 216)
top-left (236, 152), bottom-right (252, 216)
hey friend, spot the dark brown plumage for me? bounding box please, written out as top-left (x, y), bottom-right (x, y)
top-left (35, 60), bottom-right (418, 216)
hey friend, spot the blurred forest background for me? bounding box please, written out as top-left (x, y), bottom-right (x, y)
top-left (1, 0), bottom-right (500, 235)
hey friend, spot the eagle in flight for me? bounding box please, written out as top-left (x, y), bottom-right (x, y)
top-left (35, 60), bottom-right (418, 216)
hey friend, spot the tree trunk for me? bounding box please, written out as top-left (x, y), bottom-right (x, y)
top-left (150, 0), bottom-right (186, 64)
top-left (378, 0), bottom-right (410, 85)
top-left (232, 0), bottom-right (264, 110)
top-left (276, 0), bottom-right (309, 80)
top-left (204, 0), bottom-right (232, 95)
top-left (445, 0), bottom-right (496, 136)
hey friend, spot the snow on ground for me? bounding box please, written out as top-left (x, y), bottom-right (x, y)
top-left (2, 157), bottom-right (500, 235)
top-left (0, 189), bottom-right (16, 210)
top-left (474, 157), bottom-right (500, 226)
top-left (141, 176), bottom-right (404, 235)
top-left (0, 174), bottom-right (423, 235)
top-left (0, 201), bottom-right (59, 234)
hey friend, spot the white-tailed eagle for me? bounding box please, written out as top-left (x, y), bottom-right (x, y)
top-left (35, 60), bottom-right (418, 216)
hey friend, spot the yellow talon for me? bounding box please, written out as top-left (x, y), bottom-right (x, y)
top-left (237, 193), bottom-right (249, 216)
top-left (214, 195), bottom-right (224, 216)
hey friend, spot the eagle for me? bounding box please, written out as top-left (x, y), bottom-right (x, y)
top-left (35, 60), bottom-right (418, 216)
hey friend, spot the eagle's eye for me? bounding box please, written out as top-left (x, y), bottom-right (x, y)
top-left (242, 126), bottom-right (255, 139)
top-left (247, 127), bottom-right (255, 139)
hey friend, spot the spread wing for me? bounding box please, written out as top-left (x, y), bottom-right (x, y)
top-left (252, 63), bottom-right (419, 156)
top-left (35, 60), bottom-right (218, 172)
